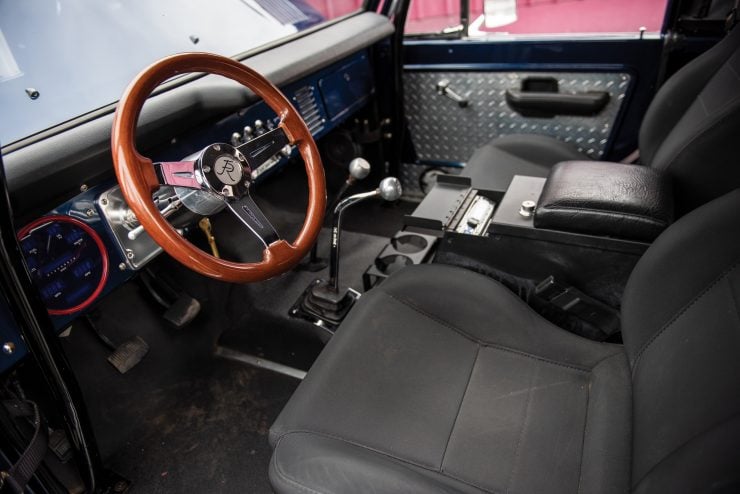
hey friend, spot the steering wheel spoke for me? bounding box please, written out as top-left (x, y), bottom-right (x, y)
top-left (236, 127), bottom-right (290, 170)
top-left (226, 194), bottom-right (280, 248)
top-left (153, 161), bottom-right (201, 189)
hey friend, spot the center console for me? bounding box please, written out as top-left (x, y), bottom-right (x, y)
top-left (361, 161), bottom-right (674, 337)
top-left (430, 173), bottom-right (652, 307)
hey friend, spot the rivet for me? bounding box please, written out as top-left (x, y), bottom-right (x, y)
top-left (2, 342), bottom-right (15, 355)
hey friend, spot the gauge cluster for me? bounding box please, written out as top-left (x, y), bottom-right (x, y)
top-left (14, 184), bottom-right (133, 330)
top-left (18, 216), bottom-right (109, 315)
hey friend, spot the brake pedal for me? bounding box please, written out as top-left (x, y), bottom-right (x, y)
top-left (140, 268), bottom-right (202, 328)
top-left (163, 294), bottom-right (201, 329)
top-left (107, 336), bottom-right (149, 374)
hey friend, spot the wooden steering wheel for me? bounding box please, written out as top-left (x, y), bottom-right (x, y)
top-left (111, 53), bottom-right (326, 283)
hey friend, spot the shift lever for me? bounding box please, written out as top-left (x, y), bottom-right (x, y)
top-left (302, 157), bottom-right (372, 271)
top-left (328, 177), bottom-right (401, 292)
top-left (296, 177), bottom-right (403, 326)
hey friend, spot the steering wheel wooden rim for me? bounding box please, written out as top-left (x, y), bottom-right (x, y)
top-left (111, 52), bottom-right (326, 283)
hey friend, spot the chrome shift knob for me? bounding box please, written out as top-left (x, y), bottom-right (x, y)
top-left (378, 177), bottom-right (402, 202)
top-left (348, 157), bottom-right (371, 180)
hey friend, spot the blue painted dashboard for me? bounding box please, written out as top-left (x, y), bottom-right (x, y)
top-left (1, 50), bottom-right (374, 375)
top-left (150, 52), bottom-right (374, 173)
top-left (0, 297), bottom-right (25, 371)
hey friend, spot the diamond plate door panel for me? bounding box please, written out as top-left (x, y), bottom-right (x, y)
top-left (403, 71), bottom-right (630, 163)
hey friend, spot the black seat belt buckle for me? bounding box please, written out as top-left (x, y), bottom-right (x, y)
top-left (534, 276), bottom-right (572, 305)
top-left (535, 276), bottom-right (619, 335)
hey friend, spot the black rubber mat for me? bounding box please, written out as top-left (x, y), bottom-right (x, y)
top-left (62, 283), bottom-right (298, 493)
top-left (105, 359), bottom-right (296, 494)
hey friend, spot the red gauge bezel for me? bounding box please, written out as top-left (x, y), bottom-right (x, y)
top-left (17, 215), bottom-right (110, 316)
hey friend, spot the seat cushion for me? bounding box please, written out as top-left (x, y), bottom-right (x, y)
top-left (461, 134), bottom-right (590, 191)
top-left (270, 264), bottom-right (631, 494)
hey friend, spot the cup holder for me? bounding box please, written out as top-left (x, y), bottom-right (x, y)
top-left (363, 231), bottom-right (438, 290)
top-left (391, 234), bottom-right (428, 254)
top-left (375, 254), bottom-right (413, 275)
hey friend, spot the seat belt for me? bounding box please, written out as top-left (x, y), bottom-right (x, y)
top-left (0, 399), bottom-right (48, 493)
top-left (620, 149), bottom-right (640, 164)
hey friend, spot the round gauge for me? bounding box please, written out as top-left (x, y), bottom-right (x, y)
top-left (17, 215), bottom-right (109, 316)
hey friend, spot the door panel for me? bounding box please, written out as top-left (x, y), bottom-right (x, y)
top-left (404, 69), bottom-right (631, 163)
top-left (400, 37), bottom-right (665, 194)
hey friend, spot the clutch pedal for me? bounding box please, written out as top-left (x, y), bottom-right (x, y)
top-left (107, 336), bottom-right (149, 374)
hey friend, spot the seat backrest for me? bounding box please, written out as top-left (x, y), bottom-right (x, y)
top-left (639, 27), bottom-right (740, 215)
top-left (621, 189), bottom-right (740, 493)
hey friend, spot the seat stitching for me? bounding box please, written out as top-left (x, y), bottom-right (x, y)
top-left (381, 290), bottom-right (592, 373)
top-left (440, 344), bottom-right (480, 473)
top-left (631, 261), bottom-right (740, 375)
top-left (697, 94), bottom-right (710, 117)
top-left (505, 361), bottom-right (538, 494)
top-left (275, 430), bottom-right (497, 494)
top-left (654, 93), bottom-right (740, 171)
top-left (272, 435), bottom-right (332, 494)
top-left (728, 60), bottom-right (740, 81)
top-left (575, 361), bottom-right (595, 494)
top-left (727, 275), bottom-right (740, 327)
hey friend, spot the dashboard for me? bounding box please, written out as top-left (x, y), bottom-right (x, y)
top-left (0, 12), bottom-right (395, 374)
top-left (18, 51), bottom-right (373, 325)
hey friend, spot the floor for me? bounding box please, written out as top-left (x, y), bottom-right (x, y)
top-left (63, 281), bottom-right (298, 493)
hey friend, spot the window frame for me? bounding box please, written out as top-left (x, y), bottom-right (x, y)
top-left (402, 0), bottom-right (675, 40)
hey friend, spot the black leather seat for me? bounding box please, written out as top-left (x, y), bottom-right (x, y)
top-left (269, 189), bottom-right (740, 493)
top-left (462, 27), bottom-right (740, 215)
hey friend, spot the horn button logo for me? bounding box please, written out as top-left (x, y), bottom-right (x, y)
top-left (213, 155), bottom-right (243, 186)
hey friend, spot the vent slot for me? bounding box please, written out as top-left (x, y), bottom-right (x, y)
top-left (294, 86), bottom-right (324, 135)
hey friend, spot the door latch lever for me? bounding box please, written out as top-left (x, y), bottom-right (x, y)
top-left (435, 79), bottom-right (469, 108)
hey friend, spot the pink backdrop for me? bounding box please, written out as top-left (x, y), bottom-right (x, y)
top-left (304, 0), bottom-right (669, 34)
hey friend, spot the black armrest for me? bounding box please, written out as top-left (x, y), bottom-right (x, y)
top-left (533, 161), bottom-right (674, 242)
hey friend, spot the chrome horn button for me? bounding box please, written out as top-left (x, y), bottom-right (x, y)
top-left (198, 143), bottom-right (252, 198)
